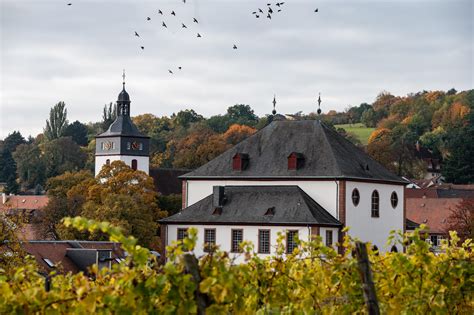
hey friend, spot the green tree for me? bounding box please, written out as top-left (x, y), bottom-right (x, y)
top-left (12, 143), bottom-right (46, 190)
top-left (43, 137), bottom-right (87, 178)
top-left (226, 104), bottom-right (258, 126)
top-left (172, 109), bottom-right (204, 128)
top-left (2, 131), bottom-right (26, 152)
top-left (44, 101), bottom-right (69, 140)
top-left (64, 120), bottom-right (89, 146)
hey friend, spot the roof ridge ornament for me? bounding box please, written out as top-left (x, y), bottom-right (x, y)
top-left (272, 94), bottom-right (277, 115)
top-left (317, 93), bottom-right (322, 115)
top-left (122, 69), bottom-right (126, 90)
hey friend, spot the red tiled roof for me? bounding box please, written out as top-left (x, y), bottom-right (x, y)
top-left (406, 198), bottom-right (463, 234)
top-left (23, 241), bottom-right (124, 274)
top-left (0, 195), bottom-right (49, 211)
top-left (405, 188), bottom-right (439, 199)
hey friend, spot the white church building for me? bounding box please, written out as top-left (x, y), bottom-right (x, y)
top-left (160, 116), bottom-right (407, 258)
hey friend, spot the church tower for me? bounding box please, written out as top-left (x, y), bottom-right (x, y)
top-left (95, 73), bottom-right (150, 176)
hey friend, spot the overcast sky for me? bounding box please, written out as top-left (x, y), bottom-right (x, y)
top-left (0, 0), bottom-right (472, 139)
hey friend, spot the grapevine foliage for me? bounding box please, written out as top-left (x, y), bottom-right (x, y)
top-left (0, 217), bottom-right (472, 314)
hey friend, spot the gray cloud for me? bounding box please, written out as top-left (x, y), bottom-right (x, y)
top-left (1, 0), bottom-right (472, 138)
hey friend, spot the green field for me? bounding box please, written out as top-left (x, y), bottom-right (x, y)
top-left (335, 123), bottom-right (375, 145)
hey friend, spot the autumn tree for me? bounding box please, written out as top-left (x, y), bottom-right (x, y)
top-left (222, 124), bottom-right (257, 145)
top-left (44, 101), bottom-right (69, 140)
top-left (445, 199), bottom-right (474, 242)
top-left (82, 161), bottom-right (167, 248)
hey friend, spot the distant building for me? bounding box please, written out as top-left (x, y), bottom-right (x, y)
top-left (0, 193), bottom-right (49, 240)
top-left (405, 184), bottom-right (474, 251)
top-left (95, 78), bottom-right (150, 176)
top-left (23, 240), bottom-right (125, 275)
top-left (161, 118), bottom-right (407, 260)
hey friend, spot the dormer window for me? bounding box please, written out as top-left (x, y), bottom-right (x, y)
top-left (288, 152), bottom-right (305, 170)
top-left (264, 207), bottom-right (275, 216)
top-left (232, 153), bottom-right (249, 171)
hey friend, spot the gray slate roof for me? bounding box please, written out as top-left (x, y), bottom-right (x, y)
top-left (182, 120), bottom-right (406, 184)
top-left (97, 115), bottom-right (147, 138)
top-left (160, 185), bottom-right (342, 226)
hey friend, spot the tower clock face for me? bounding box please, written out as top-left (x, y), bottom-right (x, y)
top-left (131, 141), bottom-right (140, 150)
top-left (103, 140), bottom-right (114, 151)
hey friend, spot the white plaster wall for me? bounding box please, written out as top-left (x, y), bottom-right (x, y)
top-left (166, 224), bottom-right (312, 263)
top-left (186, 180), bottom-right (338, 218)
top-left (345, 181), bottom-right (404, 252)
top-left (95, 155), bottom-right (149, 176)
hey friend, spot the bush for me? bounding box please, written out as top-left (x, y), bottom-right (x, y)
top-left (0, 218), bottom-right (472, 313)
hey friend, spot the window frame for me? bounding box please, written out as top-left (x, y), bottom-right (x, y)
top-left (230, 229), bottom-right (244, 253)
top-left (131, 159), bottom-right (138, 171)
top-left (390, 191), bottom-right (398, 209)
top-left (177, 228), bottom-right (188, 241)
top-left (286, 230), bottom-right (299, 254)
top-left (371, 190), bottom-right (380, 218)
top-left (258, 229), bottom-right (271, 254)
top-left (203, 228), bottom-right (216, 253)
top-left (325, 230), bottom-right (333, 247)
top-left (352, 188), bottom-right (360, 207)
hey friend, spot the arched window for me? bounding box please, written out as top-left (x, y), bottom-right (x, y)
top-left (106, 159), bottom-right (110, 165)
top-left (131, 159), bottom-right (138, 171)
top-left (371, 190), bottom-right (379, 217)
top-left (390, 245), bottom-right (398, 253)
top-left (391, 191), bottom-right (398, 208)
top-left (352, 188), bottom-right (360, 206)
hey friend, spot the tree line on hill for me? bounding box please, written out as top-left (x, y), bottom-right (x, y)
top-left (0, 88), bottom-right (472, 196)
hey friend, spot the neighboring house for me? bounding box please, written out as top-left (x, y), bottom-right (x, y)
top-left (23, 240), bottom-right (125, 275)
top-left (0, 194), bottom-right (49, 240)
top-left (160, 118), bottom-right (407, 260)
top-left (405, 185), bottom-right (474, 251)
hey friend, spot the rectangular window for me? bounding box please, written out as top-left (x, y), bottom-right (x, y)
top-left (286, 230), bottom-right (298, 254)
top-left (258, 230), bottom-right (271, 254)
top-left (231, 229), bottom-right (243, 253)
top-left (325, 230), bottom-right (333, 247)
top-left (204, 229), bottom-right (216, 252)
top-left (139, 143), bottom-right (143, 150)
top-left (177, 228), bottom-right (188, 241)
top-left (430, 235), bottom-right (442, 247)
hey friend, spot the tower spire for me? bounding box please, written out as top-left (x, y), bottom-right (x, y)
top-left (122, 69), bottom-right (126, 90)
top-left (272, 94), bottom-right (277, 115)
top-left (317, 93), bottom-right (322, 115)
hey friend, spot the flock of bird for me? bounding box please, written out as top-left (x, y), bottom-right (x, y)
top-left (65, 1), bottom-right (320, 75)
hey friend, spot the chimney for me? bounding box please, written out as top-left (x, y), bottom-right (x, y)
top-left (213, 186), bottom-right (226, 208)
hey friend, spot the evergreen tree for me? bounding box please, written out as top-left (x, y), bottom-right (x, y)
top-left (64, 120), bottom-right (89, 146)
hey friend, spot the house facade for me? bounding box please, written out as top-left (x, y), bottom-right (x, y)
top-left (160, 119), bottom-right (407, 259)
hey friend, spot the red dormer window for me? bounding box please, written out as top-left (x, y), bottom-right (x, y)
top-left (232, 153), bottom-right (249, 171)
top-left (288, 152), bottom-right (304, 170)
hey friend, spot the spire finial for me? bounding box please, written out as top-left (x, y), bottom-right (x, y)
top-left (272, 94), bottom-right (277, 115)
top-left (122, 69), bottom-right (126, 89)
top-left (317, 92), bottom-right (322, 115)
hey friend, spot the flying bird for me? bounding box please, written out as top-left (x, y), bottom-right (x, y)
top-left (278, 9), bottom-right (281, 12)
top-left (268, 7), bottom-right (273, 14)
top-left (197, 33), bottom-right (202, 37)
top-left (193, 17), bottom-right (198, 23)
top-left (252, 11), bottom-right (256, 14)
top-left (140, 46), bottom-right (144, 50)
top-left (314, 8), bottom-right (319, 12)
top-left (178, 66), bottom-right (182, 70)
top-left (233, 44), bottom-right (237, 49)
top-left (256, 15), bottom-right (260, 18)
top-left (168, 70), bottom-right (173, 74)
top-left (134, 31), bottom-right (140, 37)
top-left (67, 3), bottom-right (72, 5)
top-left (171, 11), bottom-right (176, 16)
top-left (267, 3), bottom-right (271, 6)
top-left (158, 10), bottom-right (163, 15)
top-left (162, 22), bottom-right (167, 28)
top-left (258, 8), bottom-right (263, 13)
top-left (147, 17), bottom-right (151, 21)
top-left (182, 23), bottom-right (187, 28)
top-left (267, 13), bottom-right (271, 19)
